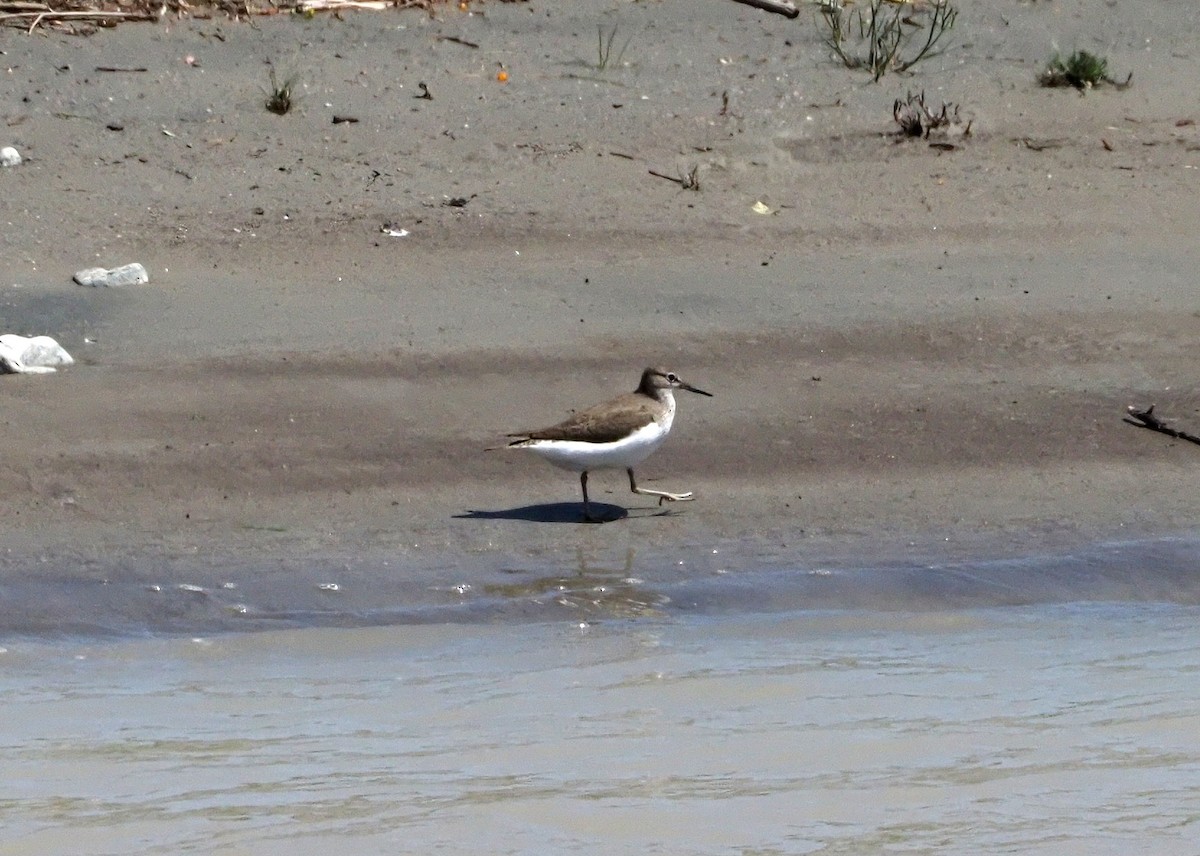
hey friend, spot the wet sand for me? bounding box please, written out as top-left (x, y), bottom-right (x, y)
top-left (2, 0), bottom-right (1200, 602)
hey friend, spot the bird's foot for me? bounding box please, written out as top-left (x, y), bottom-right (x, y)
top-left (632, 488), bottom-right (693, 505)
top-left (656, 491), bottom-right (694, 505)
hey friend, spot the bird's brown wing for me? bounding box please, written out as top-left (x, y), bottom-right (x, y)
top-left (508, 393), bottom-right (657, 444)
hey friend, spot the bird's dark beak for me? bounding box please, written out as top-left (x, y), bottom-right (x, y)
top-left (682, 381), bottom-right (713, 397)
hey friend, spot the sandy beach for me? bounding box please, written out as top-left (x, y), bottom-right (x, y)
top-left (2, 0), bottom-right (1200, 600)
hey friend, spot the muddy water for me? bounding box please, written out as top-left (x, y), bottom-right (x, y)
top-left (4, 544), bottom-right (1200, 855)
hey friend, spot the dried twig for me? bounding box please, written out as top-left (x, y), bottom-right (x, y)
top-left (1124, 405), bottom-right (1200, 447)
top-left (0, 7), bottom-right (153, 32)
top-left (893, 90), bottom-right (971, 139)
top-left (296, 0), bottom-right (393, 12)
top-left (728, 0), bottom-right (799, 19)
top-left (436, 34), bottom-right (479, 48)
top-left (648, 165), bottom-right (700, 191)
top-left (0, 0), bottom-right (474, 31)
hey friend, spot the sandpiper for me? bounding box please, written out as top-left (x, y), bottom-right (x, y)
top-left (502, 367), bottom-right (712, 522)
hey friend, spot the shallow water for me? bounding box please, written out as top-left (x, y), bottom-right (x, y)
top-left (5, 536), bottom-right (1200, 636)
top-left (4, 544), bottom-right (1200, 855)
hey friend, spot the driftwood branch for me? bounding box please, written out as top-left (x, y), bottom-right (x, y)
top-left (1124, 405), bottom-right (1200, 447)
top-left (0, 0), bottom-right (441, 31)
top-left (728, 0), bottom-right (800, 19)
top-left (0, 8), bottom-right (153, 32)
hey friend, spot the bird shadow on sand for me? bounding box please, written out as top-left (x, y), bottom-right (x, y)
top-left (454, 503), bottom-right (678, 524)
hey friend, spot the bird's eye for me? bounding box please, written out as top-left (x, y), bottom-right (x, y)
top-left (667, 373), bottom-right (678, 382)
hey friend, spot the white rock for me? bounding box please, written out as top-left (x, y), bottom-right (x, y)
top-left (0, 146), bottom-right (20, 167)
top-left (73, 262), bottom-right (149, 287)
top-left (0, 334), bottom-right (74, 374)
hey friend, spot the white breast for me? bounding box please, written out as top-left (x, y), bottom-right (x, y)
top-left (524, 393), bottom-right (676, 473)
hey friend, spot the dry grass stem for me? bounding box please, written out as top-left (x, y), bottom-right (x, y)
top-left (893, 90), bottom-right (971, 139)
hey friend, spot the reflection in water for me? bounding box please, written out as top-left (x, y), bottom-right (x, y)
top-left (485, 548), bottom-right (669, 620)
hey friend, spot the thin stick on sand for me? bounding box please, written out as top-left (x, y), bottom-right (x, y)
top-left (728, 0), bottom-right (800, 19)
top-left (0, 8), bottom-right (154, 32)
top-left (1124, 405), bottom-right (1200, 447)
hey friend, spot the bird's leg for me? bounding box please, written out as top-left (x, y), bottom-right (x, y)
top-left (580, 471), bottom-right (604, 523)
top-left (627, 468), bottom-right (694, 505)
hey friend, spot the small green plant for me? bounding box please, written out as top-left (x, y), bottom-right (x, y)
top-left (1039, 50), bottom-right (1131, 90)
top-left (596, 24), bottom-right (632, 72)
top-left (820, 0), bottom-right (957, 82)
top-left (264, 67), bottom-right (300, 116)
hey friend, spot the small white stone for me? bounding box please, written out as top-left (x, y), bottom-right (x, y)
top-left (0, 146), bottom-right (20, 167)
top-left (0, 333), bottom-right (73, 374)
top-left (73, 262), bottom-right (149, 287)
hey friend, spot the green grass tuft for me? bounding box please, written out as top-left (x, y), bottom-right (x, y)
top-left (1039, 50), bottom-right (1131, 91)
